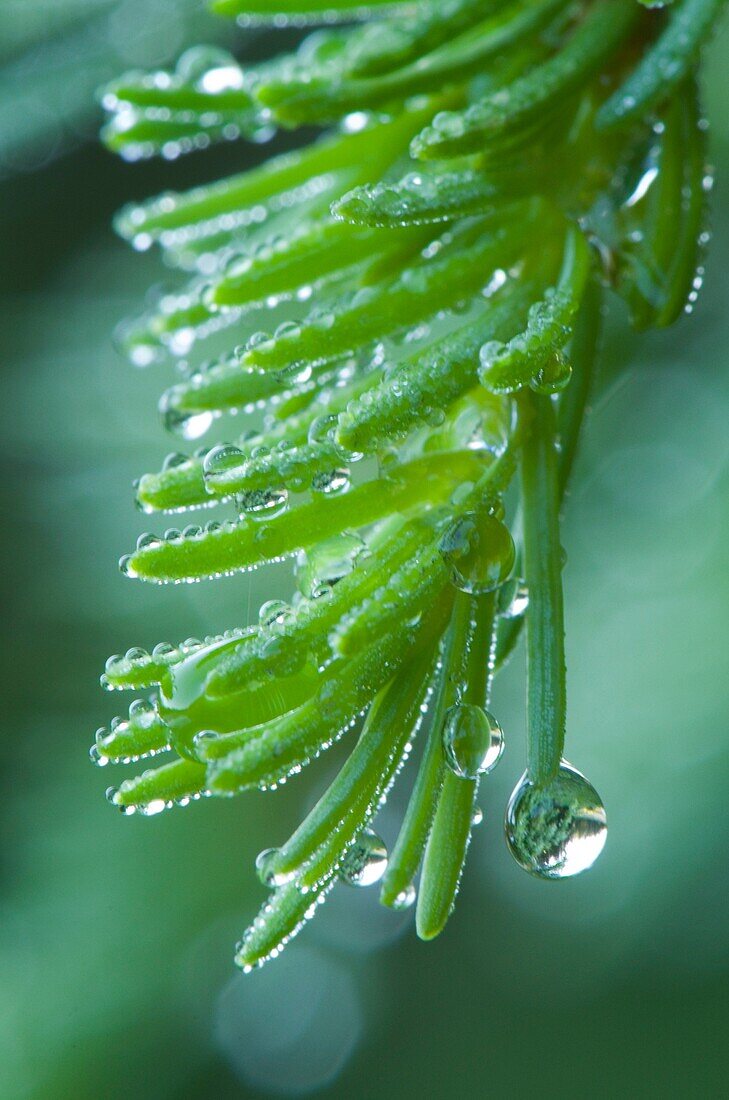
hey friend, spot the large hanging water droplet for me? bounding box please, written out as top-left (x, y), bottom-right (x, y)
top-left (505, 762), bottom-right (607, 879)
top-left (439, 511), bottom-right (515, 594)
top-left (442, 704), bottom-right (504, 779)
top-left (339, 830), bottom-right (388, 888)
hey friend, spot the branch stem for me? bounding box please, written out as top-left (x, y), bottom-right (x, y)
top-left (518, 388), bottom-right (565, 785)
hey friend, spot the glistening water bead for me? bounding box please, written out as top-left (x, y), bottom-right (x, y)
top-left (157, 633), bottom-right (318, 758)
top-left (338, 830), bottom-right (388, 888)
top-left (442, 704), bottom-right (505, 780)
top-left (529, 349), bottom-right (573, 395)
top-left (295, 532), bottom-right (367, 600)
top-left (439, 511), bottom-right (515, 595)
top-left (202, 442), bottom-right (246, 481)
top-left (504, 762), bottom-right (607, 880)
top-left (236, 487), bottom-right (289, 517)
top-left (255, 847), bottom-right (295, 888)
top-left (498, 577), bottom-right (529, 619)
top-left (390, 884), bottom-right (416, 911)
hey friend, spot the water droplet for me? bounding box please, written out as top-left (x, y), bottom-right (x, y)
top-left (192, 730), bottom-right (219, 753)
top-left (160, 393), bottom-right (214, 440)
top-left (390, 884), bottom-right (416, 910)
top-left (277, 360), bottom-right (313, 385)
top-left (339, 830), bottom-right (388, 888)
top-left (136, 532), bottom-right (161, 552)
top-left (312, 468), bottom-right (350, 495)
top-left (471, 806), bottom-right (484, 827)
top-left (439, 512), bottom-right (515, 594)
top-left (431, 111), bottom-right (464, 139)
top-left (274, 320), bottom-right (302, 341)
top-left (255, 847), bottom-right (296, 888)
top-left (505, 762), bottom-right (607, 879)
top-left (162, 451), bottom-right (188, 471)
top-left (176, 45), bottom-right (237, 83)
top-left (156, 634), bottom-right (255, 757)
top-left (119, 555), bottom-right (138, 578)
top-left (89, 744), bottom-right (108, 767)
top-left (530, 351), bottom-right (572, 395)
top-left (239, 331), bottom-right (271, 356)
top-left (201, 63), bottom-right (244, 93)
top-left (307, 413), bottom-right (339, 447)
top-left (622, 160), bottom-right (659, 208)
top-left (498, 578), bottom-right (529, 619)
top-left (138, 798), bottom-right (167, 817)
top-left (236, 487), bottom-right (289, 517)
top-left (168, 327), bottom-right (196, 357)
top-left (131, 234), bottom-right (153, 254)
top-left (442, 704), bottom-right (504, 779)
top-left (129, 698), bottom-right (154, 720)
top-left (202, 443), bottom-right (246, 480)
top-left (258, 599), bottom-right (295, 631)
top-left (295, 533), bottom-right (366, 600)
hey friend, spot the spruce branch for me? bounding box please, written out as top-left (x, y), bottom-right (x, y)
top-left (93, 0), bottom-right (726, 970)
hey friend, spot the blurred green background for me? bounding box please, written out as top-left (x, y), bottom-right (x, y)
top-left (1, 4), bottom-right (728, 1098)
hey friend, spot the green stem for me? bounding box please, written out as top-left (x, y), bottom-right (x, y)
top-left (415, 592), bottom-right (497, 940)
top-left (595, 0), bottom-right (727, 130)
top-left (378, 592), bottom-right (474, 907)
top-left (555, 277), bottom-right (601, 491)
top-left (518, 388), bottom-right (565, 785)
top-left (269, 638), bottom-right (439, 883)
top-left (415, 769), bottom-right (478, 939)
top-left (494, 278), bottom-right (601, 667)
